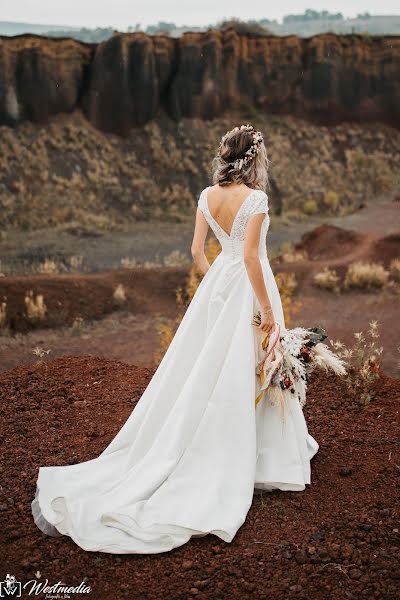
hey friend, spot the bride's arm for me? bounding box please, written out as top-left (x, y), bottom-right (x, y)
top-left (191, 208), bottom-right (211, 274)
top-left (244, 214), bottom-right (275, 334)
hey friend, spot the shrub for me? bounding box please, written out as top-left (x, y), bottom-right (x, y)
top-left (38, 258), bottom-right (62, 274)
top-left (32, 346), bottom-right (51, 364)
top-left (344, 261), bottom-right (389, 290)
top-left (0, 298), bottom-right (7, 330)
top-left (163, 250), bottom-right (190, 267)
top-left (71, 316), bottom-right (85, 335)
top-left (278, 241), bottom-right (294, 255)
top-left (121, 257), bottom-right (139, 269)
top-left (113, 284), bottom-right (127, 306)
top-left (389, 258), bottom-right (400, 282)
top-left (24, 290), bottom-right (47, 323)
top-left (323, 190), bottom-right (339, 212)
top-left (313, 267), bottom-right (340, 292)
top-left (331, 321), bottom-right (383, 406)
top-left (281, 250), bottom-right (307, 263)
top-left (275, 272), bottom-right (300, 326)
top-left (278, 241), bottom-right (306, 263)
top-left (302, 199), bottom-right (318, 215)
top-left (68, 255), bottom-right (84, 272)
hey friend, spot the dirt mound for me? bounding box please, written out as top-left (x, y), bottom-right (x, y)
top-left (1, 356), bottom-right (399, 599)
top-left (0, 266), bottom-right (187, 333)
top-left (296, 225), bottom-right (364, 261)
top-left (372, 233), bottom-right (400, 266)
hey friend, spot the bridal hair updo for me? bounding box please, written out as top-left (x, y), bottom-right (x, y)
top-left (212, 124), bottom-right (270, 191)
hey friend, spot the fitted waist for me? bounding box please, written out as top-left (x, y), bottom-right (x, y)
top-left (219, 239), bottom-right (268, 262)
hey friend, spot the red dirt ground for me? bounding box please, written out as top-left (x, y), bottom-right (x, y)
top-left (0, 356), bottom-right (399, 600)
top-left (276, 225), bottom-right (400, 376)
top-left (296, 225), bottom-right (365, 261)
top-left (1, 224), bottom-right (399, 376)
top-left (0, 267), bottom-right (187, 333)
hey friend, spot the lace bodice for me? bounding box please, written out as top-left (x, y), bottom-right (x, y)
top-left (197, 186), bottom-right (270, 261)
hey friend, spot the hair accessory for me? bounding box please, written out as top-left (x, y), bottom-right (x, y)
top-left (217, 124), bottom-right (264, 170)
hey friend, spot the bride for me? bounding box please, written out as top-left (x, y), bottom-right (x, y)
top-left (32, 124), bottom-right (318, 554)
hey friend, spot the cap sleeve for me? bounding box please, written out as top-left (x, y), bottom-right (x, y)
top-left (250, 191), bottom-right (269, 215)
top-left (197, 187), bottom-right (208, 212)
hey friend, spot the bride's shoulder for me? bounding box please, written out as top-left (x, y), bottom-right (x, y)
top-left (249, 189), bottom-right (269, 215)
top-left (197, 186), bottom-right (210, 209)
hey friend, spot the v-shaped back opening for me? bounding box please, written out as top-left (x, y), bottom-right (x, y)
top-left (205, 187), bottom-right (256, 239)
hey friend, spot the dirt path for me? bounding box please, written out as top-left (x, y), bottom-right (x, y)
top-left (1, 198), bottom-right (398, 275)
top-left (1, 201), bottom-right (399, 376)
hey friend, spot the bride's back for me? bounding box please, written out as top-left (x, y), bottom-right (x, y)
top-left (206, 184), bottom-right (256, 238)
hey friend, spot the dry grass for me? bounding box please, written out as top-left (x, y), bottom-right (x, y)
top-left (313, 267), bottom-right (340, 292)
top-left (389, 258), bottom-right (400, 282)
top-left (113, 284), bottom-right (127, 306)
top-left (344, 261), bottom-right (389, 291)
top-left (0, 298), bottom-right (7, 330)
top-left (36, 255), bottom-right (84, 274)
top-left (331, 321), bottom-right (383, 406)
top-left (302, 199), bottom-right (319, 215)
top-left (24, 291), bottom-right (47, 323)
top-left (32, 346), bottom-right (51, 365)
top-left (68, 255), bottom-right (84, 271)
top-left (280, 250), bottom-right (307, 263)
top-left (323, 190), bottom-right (339, 212)
top-left (37, 258), bottom-right (62, 274)
top-left (154, 237), bottom-right (221, 363)
top-left (1, 114), bottom-right (399, 232)
top-left (163, 250), bottom-right (190, 267)
top-left (71, 316), bottom-right (85, 335)
top-left (274, 271), bottom-right (300, 326)
top-left (120, 257), bottom-right (139, 269)
top-left (277, 241), bottom-right (307, 263)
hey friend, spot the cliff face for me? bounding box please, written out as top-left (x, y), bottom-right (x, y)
top-left (0, 30), bottom-right (399, 134)
top-left (0, 36), bottom-right (93, 125)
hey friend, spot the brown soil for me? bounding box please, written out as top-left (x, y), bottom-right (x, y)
top-left (0, 267), bottom-right (187, 333)
top-left (372, 234), bottom-right (400, 266)
top-left (296, 225), bottom-right (364, 261)
top-left (0, 356), bottom-right (399, 599)
top-left (274, 224), bottom-right (400, 376)
top-left (0, 312), bottom-right (164, 372)
top-left (1, 223), bottom-right (399, 376)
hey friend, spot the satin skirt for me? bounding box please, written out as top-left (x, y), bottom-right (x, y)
top-left (32, 251), bottom-right (318, 553)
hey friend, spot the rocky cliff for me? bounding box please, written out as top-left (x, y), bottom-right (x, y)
top-left (0, 30), bottom-right (399, 134)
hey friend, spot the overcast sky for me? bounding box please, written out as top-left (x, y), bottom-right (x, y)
top-left (2, 0), bottom-right (399, 29)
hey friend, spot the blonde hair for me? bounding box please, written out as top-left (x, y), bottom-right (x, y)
top-left (211, 126), bottom-right (270, 191)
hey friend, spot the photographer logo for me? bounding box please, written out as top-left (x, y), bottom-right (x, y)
top-left (0, 575), bottom-right (22, 598)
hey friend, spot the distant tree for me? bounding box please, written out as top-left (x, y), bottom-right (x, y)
top-left (259, 18), bottom-right (278, 26)
top-left (127, 24), bottom-right (141, 32)
top-left (146, 21), bottom-right (176, 35)
top-left (357, 12), bottom-right (371, 19)
top-left (283, 10), bottom-right (343, 23)
top-left (44, 26), bottom-right (114, 42)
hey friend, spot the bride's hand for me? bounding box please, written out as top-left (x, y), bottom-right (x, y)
top-left (259, 308), bottom-right (275, 336)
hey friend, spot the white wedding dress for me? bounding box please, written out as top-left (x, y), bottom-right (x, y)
top-left (32, 186), bottom-right (318, 554)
